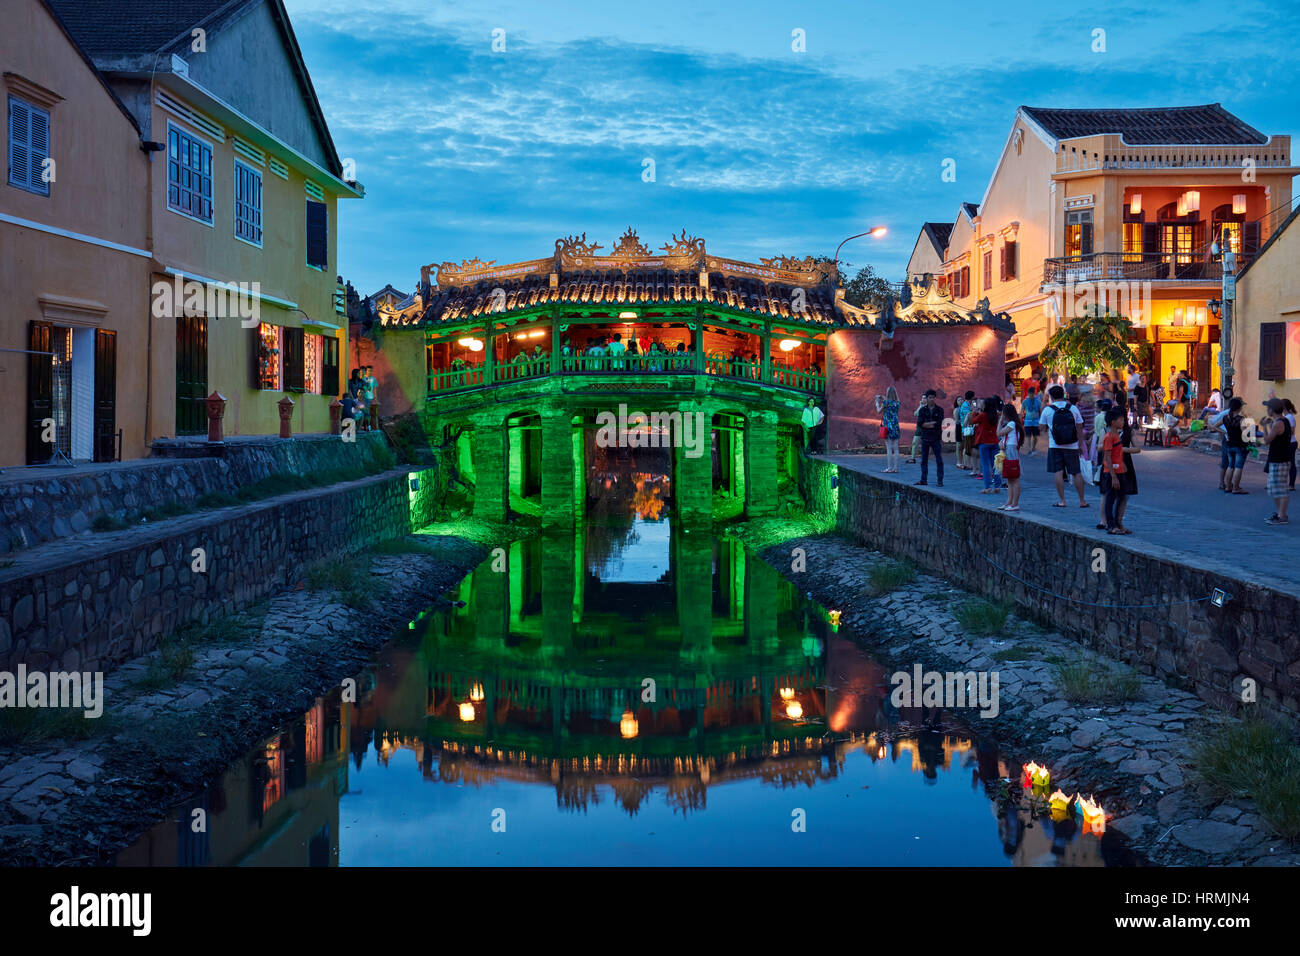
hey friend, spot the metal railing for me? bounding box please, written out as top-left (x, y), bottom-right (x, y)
top-left (426, 352), bottom-right (825, 397)
top-left (1042, 252), bottom-right (1234, 285)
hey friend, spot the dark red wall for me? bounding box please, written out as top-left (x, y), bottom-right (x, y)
top-left (826, 325), bottom-right (1010, 450)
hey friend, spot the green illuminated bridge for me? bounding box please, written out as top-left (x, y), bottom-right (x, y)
top-left (378, 230), bottom-right (855, 525)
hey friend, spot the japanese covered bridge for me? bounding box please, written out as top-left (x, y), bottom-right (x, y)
top-left (375, 229), bottom-right (1014, 525)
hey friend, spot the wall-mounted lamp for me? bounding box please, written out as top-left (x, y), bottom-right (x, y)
top-left (1211, 588), bottom-right (1232, 608)
top-left (1233, 194), bottom-right (1247, 215)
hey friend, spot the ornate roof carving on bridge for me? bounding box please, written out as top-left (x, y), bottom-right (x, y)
top-left (381, 231), bottom-right (1013, 335)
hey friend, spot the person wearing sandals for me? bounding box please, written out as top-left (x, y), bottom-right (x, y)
top-left (1114, 413), bottom-right (1139, 531)
top-left (997, 402), bottom-right (1023, 511)
top-left (971, 397), bottom-right (1004, 494)
top-left (1285, 398), bottom-right (1298, 492)
top-left (1100, 407), bottom-right (1139, 533)
top-left (875, 386), bottom-right (902, 473)
top-left (1263, 397), bottom-right (1292, 525)
top-left (1040, 385), bottom-right (1089, 509)
top-left (1222, 398), bottom-right (1250, 494)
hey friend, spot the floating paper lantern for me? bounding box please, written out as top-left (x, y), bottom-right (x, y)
top-left (1077, 795), bottom-right (1105, 834)
top-left (1021, 761), bottom-right (1050, 793)
top-left (827, 610), bottom-right (842, 627)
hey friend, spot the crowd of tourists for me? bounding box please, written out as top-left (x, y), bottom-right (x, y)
top-left (340, 365), bottom-right (378, 429)
top-left (873, 366), bottom-right (1295, 531)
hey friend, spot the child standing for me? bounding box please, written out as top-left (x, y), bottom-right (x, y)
top-left (997, 402), bottom-right (1023, 511)
top-left (1021, 387), bottom-right (1041, 457)
top-left (1101, 407), bottom-right (1137, 533)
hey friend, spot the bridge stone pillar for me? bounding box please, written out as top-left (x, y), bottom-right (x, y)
top-left (673, 400), bottom-right (713, 523)
top-left (472, 410), bottom-right (509, 522)
top-left (540, 409), bottom-right (577, 527)
top-left (744, 552), bottom-right (780, 654)
top-left (540, 529), bottom-right (576, 658)
top-left (744, 410), bottom-right (779, 517)
top-left (675, 528), bottom-right (713, 661)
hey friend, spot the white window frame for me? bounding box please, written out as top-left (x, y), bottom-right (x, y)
top-left (233, 157), bottom-right (263, 248)
top-left (166, 120), bottom-right (214, 227)
top-left (8, 94), bottom-right (51, 197)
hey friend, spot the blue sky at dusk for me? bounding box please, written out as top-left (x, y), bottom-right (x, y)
top-left (283, 0), bottom-right (1300, 297)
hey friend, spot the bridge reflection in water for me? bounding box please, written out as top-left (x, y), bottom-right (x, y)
top-left (120, 517), bottom-right (1131, 867)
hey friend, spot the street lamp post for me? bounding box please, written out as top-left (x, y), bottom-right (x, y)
top-left (833, 226), bottom-right (888, 284)
top-left (1210, 228), bottom-right (1238, 395)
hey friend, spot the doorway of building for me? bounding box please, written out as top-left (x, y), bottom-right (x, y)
top-left (176, 315), bottom-right (208, 435)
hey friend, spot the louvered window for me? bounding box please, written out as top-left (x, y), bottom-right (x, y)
top-left (8, 95), bottom-right (50, 196)
top-left (167, 122), bottom-right (213, 223)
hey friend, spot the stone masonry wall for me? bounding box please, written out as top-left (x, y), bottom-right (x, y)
top-left (801, 458), bottom-right (1300, 716)
top-left (1, 432), bottom-right (392, 554)
top-left (0, 467), bottom-right (423, 676)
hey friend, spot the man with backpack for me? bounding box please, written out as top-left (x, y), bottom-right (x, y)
top-left (1039, 384), bottom-right (1088, 509)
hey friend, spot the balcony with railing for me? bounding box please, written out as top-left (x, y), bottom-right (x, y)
top-left (427, 351), bottom-right (825, 398)
top-left (1041, 252), bottom-right (1239, 286)
top-left (1055, 134), bottom-right (1292, 174)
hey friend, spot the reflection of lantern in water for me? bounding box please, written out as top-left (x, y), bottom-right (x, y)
top-left (779, 687), bottom-right (795, 701)
top-left (620, 710), bottom-right (639, 739)
top-left (877, 746), bottom-right (887, 760)
top-left (458, 701), bottom-right (475, 722)
top-left (786, 701), bottom-right (804, 719)
top-left (469, 682), bottom-right (484, 702)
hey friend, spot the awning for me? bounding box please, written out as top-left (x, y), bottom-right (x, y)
top-left (1005, 351), bottom-right (1040, 372)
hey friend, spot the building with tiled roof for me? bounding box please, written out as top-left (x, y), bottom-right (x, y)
top-left (914, 104), bottom-right (1295, 397)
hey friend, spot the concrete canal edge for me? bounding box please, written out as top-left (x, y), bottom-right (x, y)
top-left (798, 457), bottom-right (1299, 720)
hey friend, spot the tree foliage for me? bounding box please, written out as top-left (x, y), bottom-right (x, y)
top-left (1040, 305), bottom-right (1136, 377)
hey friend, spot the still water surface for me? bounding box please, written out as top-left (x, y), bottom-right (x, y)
top-left (121, 483), bottom-right (1131, 866)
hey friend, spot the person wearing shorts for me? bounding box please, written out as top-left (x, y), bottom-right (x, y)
top-left (1039, 385), bottom-right (1088, 508)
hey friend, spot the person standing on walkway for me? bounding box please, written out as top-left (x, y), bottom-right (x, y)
top-left (1040, 385), bottom-right (1088, 509)
top-left (1101, 407), bottom-right (1138, 533)
top-left (960, 390), bottom-right (978, 475)
top-left (1263, 397), bottom-right (1292, 524)
top-left (801, 397), bottom-right (826, 454)
top-left (971, 397), bottom-right (1003, 493)
top-left (914, 389), bottom-right (945, 486)
top-left (1285, 398), bottom-right (1298, 492)
top-left (997, 402), bottom-right (1023, 511)
top-left (1022, 386), bottom-right (1042, 457)
top-left (1114, 412), bottom-right (1140, 531)
top-left (1221, 397), bottom-right (1249, 494)
top-left (875, 386), bottom-right (902, 473)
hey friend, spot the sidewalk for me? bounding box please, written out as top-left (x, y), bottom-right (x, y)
top-left (823, 442), bottom-right (1299, 595)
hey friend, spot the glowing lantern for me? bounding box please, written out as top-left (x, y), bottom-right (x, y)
top-left (786, 701), bottom-right (804, 720)
top-left (1184, 190), bottom-right (1200, 213)
top-left (620, 710), bottom-right (639, 739)
top-left (827, 610), bottom-right (842, 627)
top-left (1128, 193), bottom-right (1141, 216)
top-left (1176, 195), bottom-right (1188, 217)
top-left (458, 701), bottom-right (475, 722)
top-left (1077, 795), bottom-right (1106, 834)
top-left (457, 337), bottom-right (483, 352)
top-left (469, 682), bottom-right (484, 702)
top-left (1233, 194), bottom-right (1247, 215)
top-left (1049, 789), bottom-right (1071, 818)
top-left (1021, 761), bottom-right (1050, 793)
top-left (779, 687), bottom-right (795, 701)
top-left (778, 339), bottom-right (800, 352)
top-left (619, 311), bottom-right (637, 321)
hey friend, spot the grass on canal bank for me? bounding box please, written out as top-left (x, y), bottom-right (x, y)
top-left (1193, 715), bottom-right (1300, 840)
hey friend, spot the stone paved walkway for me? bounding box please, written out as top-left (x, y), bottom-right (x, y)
top-left (824, 442), bottom-right (1300, 596)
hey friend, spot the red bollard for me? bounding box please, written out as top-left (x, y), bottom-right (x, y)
top-left (329, 398), bottom-right (342, 435)
top-left (277, 395), bottom-right (295, 439)
top-left (206, 391), bottom-right (227, 442)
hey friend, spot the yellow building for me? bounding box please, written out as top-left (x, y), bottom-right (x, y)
top-left (1233, 206), bottom-right (1300, 411)
top-left (2, 0), bottom-right (154, 467)
top-left (913, 105), bottom-right (1295, 400)
top-left (47, 0), bottom-right (363, 444)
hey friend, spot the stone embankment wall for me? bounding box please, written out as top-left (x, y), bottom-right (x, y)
top-left (1, 461), bottom-right (443, 676)
top-left (801, 458), bottom-right (1299, 716)
top-left (2, 433), bottom-right (393, 554)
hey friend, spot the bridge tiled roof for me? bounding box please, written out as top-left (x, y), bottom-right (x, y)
top-left (380, 230), bottom-right (1013, 334)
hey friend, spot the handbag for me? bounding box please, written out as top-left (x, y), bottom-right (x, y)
top-left (878, 426), bottom-right (888, 439)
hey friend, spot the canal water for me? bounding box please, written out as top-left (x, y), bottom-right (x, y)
top-left (120, 469), bottom-right (1134, 867)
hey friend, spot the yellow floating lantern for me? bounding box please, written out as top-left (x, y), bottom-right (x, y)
top-left (1049, 789), bottom-right (1071, 820)
top-left (1021, 761), bottom-right (1049, 793)
top-left (827, 610), bottom-right (842, 627)
top-left (1078, 795), bottom-right (1106, 834)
